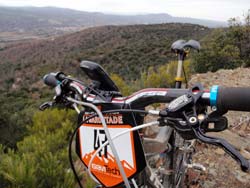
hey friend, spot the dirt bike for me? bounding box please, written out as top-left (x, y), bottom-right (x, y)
top-left (40, 40), bottom-right (250, 188)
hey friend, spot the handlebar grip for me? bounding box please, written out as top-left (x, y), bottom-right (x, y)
top-left (56, 72), bottom-right (66, 81)
top-left (216, 87), bottom-right (250, 112)
top-left (43, 73), bottom-right (58, 87)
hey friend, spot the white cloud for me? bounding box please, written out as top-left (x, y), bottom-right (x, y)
top-left (0, 0), bottom-right (249, 21)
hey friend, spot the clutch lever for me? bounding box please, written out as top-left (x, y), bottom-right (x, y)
top-left (193, 127), bottom-right (250, 173)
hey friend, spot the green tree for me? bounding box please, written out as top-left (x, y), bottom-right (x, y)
top-left (191, 11), bottom-right (250, 73)
top-left (137, 61), bottom-right (191, 89)
top-left (0, 109), bottom-right (88, 188)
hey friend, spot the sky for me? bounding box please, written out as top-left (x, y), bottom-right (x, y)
top-left (0, 0), bottom-right (249, 21)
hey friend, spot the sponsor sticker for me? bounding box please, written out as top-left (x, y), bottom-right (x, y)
top-left (78, 122), bottom-right (137, 187)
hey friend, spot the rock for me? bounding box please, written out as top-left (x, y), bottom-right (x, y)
top-left (202, 180), bottom-right (216, 188)
top-left (208, 162), bottom-right (215, 168)
top-left (214, 148), bottom-right (225, 155)
top-left (208, 168), bottom-right (217, 176)
top-left (238, 130), bottom-right (247, 137)
top-left (234, 170), bottom-right (250, 183)
top-left (143, 138), bottom-right (167, 154)
top-left (240, 149), bottom-right (250, 160)
top-left (143, 126), bottom-right (159, 137)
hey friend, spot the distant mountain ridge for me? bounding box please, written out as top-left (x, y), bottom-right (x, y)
top-left (0, 6), bottom-right (226, 34)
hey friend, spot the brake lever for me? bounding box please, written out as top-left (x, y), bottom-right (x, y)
top-left (39, 101), bottom-right (55, 111)
top-left (159, 83), bottom-right (250, 173)
top-left (193, 127), bottom-right (250, 173)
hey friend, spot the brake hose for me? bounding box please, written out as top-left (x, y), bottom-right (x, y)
top-left (65, 77), bottom-right (109, 101)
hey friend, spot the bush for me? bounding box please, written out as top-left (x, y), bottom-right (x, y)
top-left (0, 109), bottom-right (81, 188)
top-left (138, 60), bottom-right (191, 89)
top-left (191, 12), bottom-right (250, 73)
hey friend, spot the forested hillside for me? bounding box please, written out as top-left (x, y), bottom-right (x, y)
top-left (0, 23), bottom-right (210, 90)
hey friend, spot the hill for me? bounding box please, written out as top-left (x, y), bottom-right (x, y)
top-left (0, 23), bottom-right (211, 91)
top-left (0, 6), bottom-right (225, 43)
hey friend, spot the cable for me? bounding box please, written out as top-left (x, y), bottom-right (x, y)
top-left (68, 108), bottom-right (148, 188)
top-left (68, 76), bottom-right (121, 100)
top-left (131, 178), bottom-right (138, 188)
top-left (65, 77), bottom-right (107, 100)
top-left (128, 103), bottom-right (139, 128)
top-left (68, 119), bottom-right (84, 188)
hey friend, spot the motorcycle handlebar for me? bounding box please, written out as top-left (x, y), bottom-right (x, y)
top-left (42, 72), bottom-right (250, 113)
